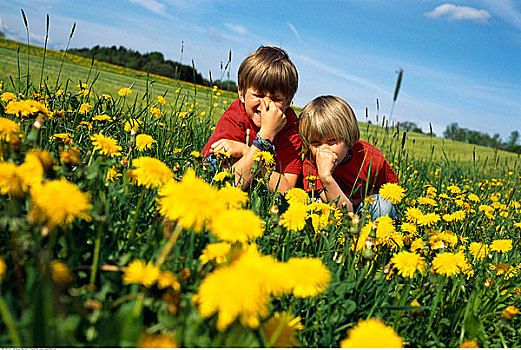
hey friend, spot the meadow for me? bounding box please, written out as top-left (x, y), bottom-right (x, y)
top-left (0, 34), bottom-right (520, 348)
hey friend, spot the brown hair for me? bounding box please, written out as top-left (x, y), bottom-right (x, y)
top-left (299, 95), bottom-right (360, 149)
top-left (238, 46), bottom-right (298, 101)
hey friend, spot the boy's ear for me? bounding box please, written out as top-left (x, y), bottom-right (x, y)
top-left (238, 87), bottom-right (244, 103)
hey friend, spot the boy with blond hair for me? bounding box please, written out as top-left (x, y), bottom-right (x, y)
top-left (299, 95), bottom-right (397, 219)
top-left (202, 46), bottom-right (302, 192)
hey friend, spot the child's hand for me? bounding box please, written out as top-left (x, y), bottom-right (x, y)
top-left (258, 98), bottom-right (287, 141)
top-left (210, 139), bottom-right (250, 158)
top-left (316, 148), bottom-right (338, 183)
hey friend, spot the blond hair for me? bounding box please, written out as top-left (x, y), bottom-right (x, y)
top-left (238, 46), bottom-right (298, 101)
top-left (299, 95), bottom-right (360, 149)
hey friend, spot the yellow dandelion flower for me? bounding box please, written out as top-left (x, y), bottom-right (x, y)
top-left (417, 212), bottom-right (440, 227)
top-left (285, 187), bottom-right (309, 206)
top-left (0, 257), bottom-right (6, 282)
top-left (190, 151), bottom-right (201, 158)
top-left (50, 260), bottom-right (72, 285)
top-left (122, 259), bottom-right (160, 287)
top-left (279, 203), bottom-right (308, 231)
top-left (417, 196), bottom-right (438, 206)
top-left (158, 169), bottom-right (222, 231)
top-left (401, 222), bottom-right (417, 236)
top-left (0, 162), bottom-right (24, 197)
top-left (447, 185), bottom-right (462, 194)
top-left (77, 82), bottom-right (89, 89)
top-left (374, 215), bottom-right (398, 247)
top-left (150, 107), bottom-right (161, 118)
top-left (157, 96), bottom-right (166, 105)
top-left (78, 103), bottom-right (92, 114)
top-left (60, 147), bottom-right (81, 165)
top-left (92, 114), bottom-right (112, 122)
top-left (193, 249), bottom-right (272, 331)
top-left (410, 238), bottom-right (425, 252)
top-left (489, 263), bottom-right (518, 280)
top-left (379, 183), bottom-right (405, 204)
top-left (391, 251), bottom-right (426, 278)
top-left (18, 152), bottom-right (44, 190)
top-left (118, 87), bottom-right (132, 96)
top-left (5, 100), bottom-right (37, 117)
top-left (50, 133), bottom-right (73, 143)
top-left (283, 257), bottom-right (331, 297)
top-left (199, 242), bottom-right (232, 264)
top-left (1, 92), bottom-right (18, 104)
top-left (501, 305), bottom-right (519, 320)
top-left (135, 134), bottom-right (157, 152)
top-left (350, 222), bottom-right (372, 252)
top-left (490, 239), bottom-right (512, 253)
top-left (29, 178), bottom-right (92, 228)
top-left (157, 271), bottom-right (180, 291)
top-left (105, 166), bottom-right (122, 185)
top-left (124, 119), bottom-right (142, 133)
top-left (217, 185), bottom-right (248, 209)
top-left (459, 340), bottom-right (478, 348)
top-left (340, 318), bottom-right (403, 348)
top-left (0, 117), bottom-right (22, 143)
top-left (91, 133), bottom-right (122, 158)
top-left (432, 252), bottom-right (465, 277)
top-left (468, 193), bottom-right (480, 202)
top-left (137, 333), bottom-right (178, 348)
top-left (253, 151), bottom-right (275, 168)
top-left (262, 312), bottom-right (304, 348)
top-left (468, 242), bottom-right (488, 261)
top-left (211, 209), bottom-right (264, 243)
top-left (405, 207), bottom-right (423, 222)
top-left (129, 157), bottom-right (173, 189)
top-left (212, 170), bottom-right (230, 182)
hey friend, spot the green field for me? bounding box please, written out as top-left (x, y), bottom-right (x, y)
top-left (1, 35), bottom-right (521, 348)
top-left (1, 36), bottom-right (519, 170)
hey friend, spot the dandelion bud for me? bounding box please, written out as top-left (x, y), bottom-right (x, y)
top-left (270, 204), bottom-right (279, 215)
top-left (362, 247), bottom-right (374, 260)
top-left (179, 267), bottom-right (191, 282)
top-left (501, 305), bottom-right (519, 320)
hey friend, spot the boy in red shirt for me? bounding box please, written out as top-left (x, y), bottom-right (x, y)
top-left (202, 46), bottom-right (301, 193)
top-left (299, 95), bottom-right (398, 219)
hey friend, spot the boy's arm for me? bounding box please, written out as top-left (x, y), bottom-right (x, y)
top-left (316, 148), bottom-right (354, 212)
top-left (232, 99), bottom-right (288, 191)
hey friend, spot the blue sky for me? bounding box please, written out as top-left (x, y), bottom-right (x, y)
top-left (1, 0), bottom-right (520, 140)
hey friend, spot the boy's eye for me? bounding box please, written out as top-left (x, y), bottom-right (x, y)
top-left (328, 138), bottom-right (337, 143)
top-left (310, 141), bottom-right (320, 146)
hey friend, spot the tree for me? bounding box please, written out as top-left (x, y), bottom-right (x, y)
top-left (507, 130), bottom-right (520, 147)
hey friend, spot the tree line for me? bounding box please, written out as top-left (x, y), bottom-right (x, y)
top-left (443, 122), bottom-right (521, 154)
top-left (68, 45), bottom-right (238, 92)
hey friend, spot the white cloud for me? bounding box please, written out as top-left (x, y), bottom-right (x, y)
top-left (128, 0), bottom-right (167, 16)
top-left (223, 23), bottom-right (247, 35)
top-left (479, 0), bottom-right (521, 31)
top-left (425, 4), bottom-right (491, 24)
top-left (287, 22), bottom-right (300, 40)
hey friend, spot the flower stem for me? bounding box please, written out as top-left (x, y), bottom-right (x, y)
top-left (156, 223), bottom-right (182, 267)
top-left (89, 223), bottom-right (103, 287)
top-left (0, 294), bottom-right (21, 347)
top-left (129, 187), bottom-right (146, 239)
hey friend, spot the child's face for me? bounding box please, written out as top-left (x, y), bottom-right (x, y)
top-left (238, 87), bottom-right (290, 128)
top-left (309, 136), bottom-right (350, 163)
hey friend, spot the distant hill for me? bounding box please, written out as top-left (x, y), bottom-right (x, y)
top-left (68, 45), bottom-right (237, 92)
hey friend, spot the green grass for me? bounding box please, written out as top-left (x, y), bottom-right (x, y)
top-left (0, 37), bottom-right (237, 117)
top-left (1, 36), bottom-right (519, 170)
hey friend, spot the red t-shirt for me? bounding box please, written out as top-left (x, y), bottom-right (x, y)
top-left (202, 99), bottom-right (302, 175)
top-left (302, 140), bottom-right (397, 202)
